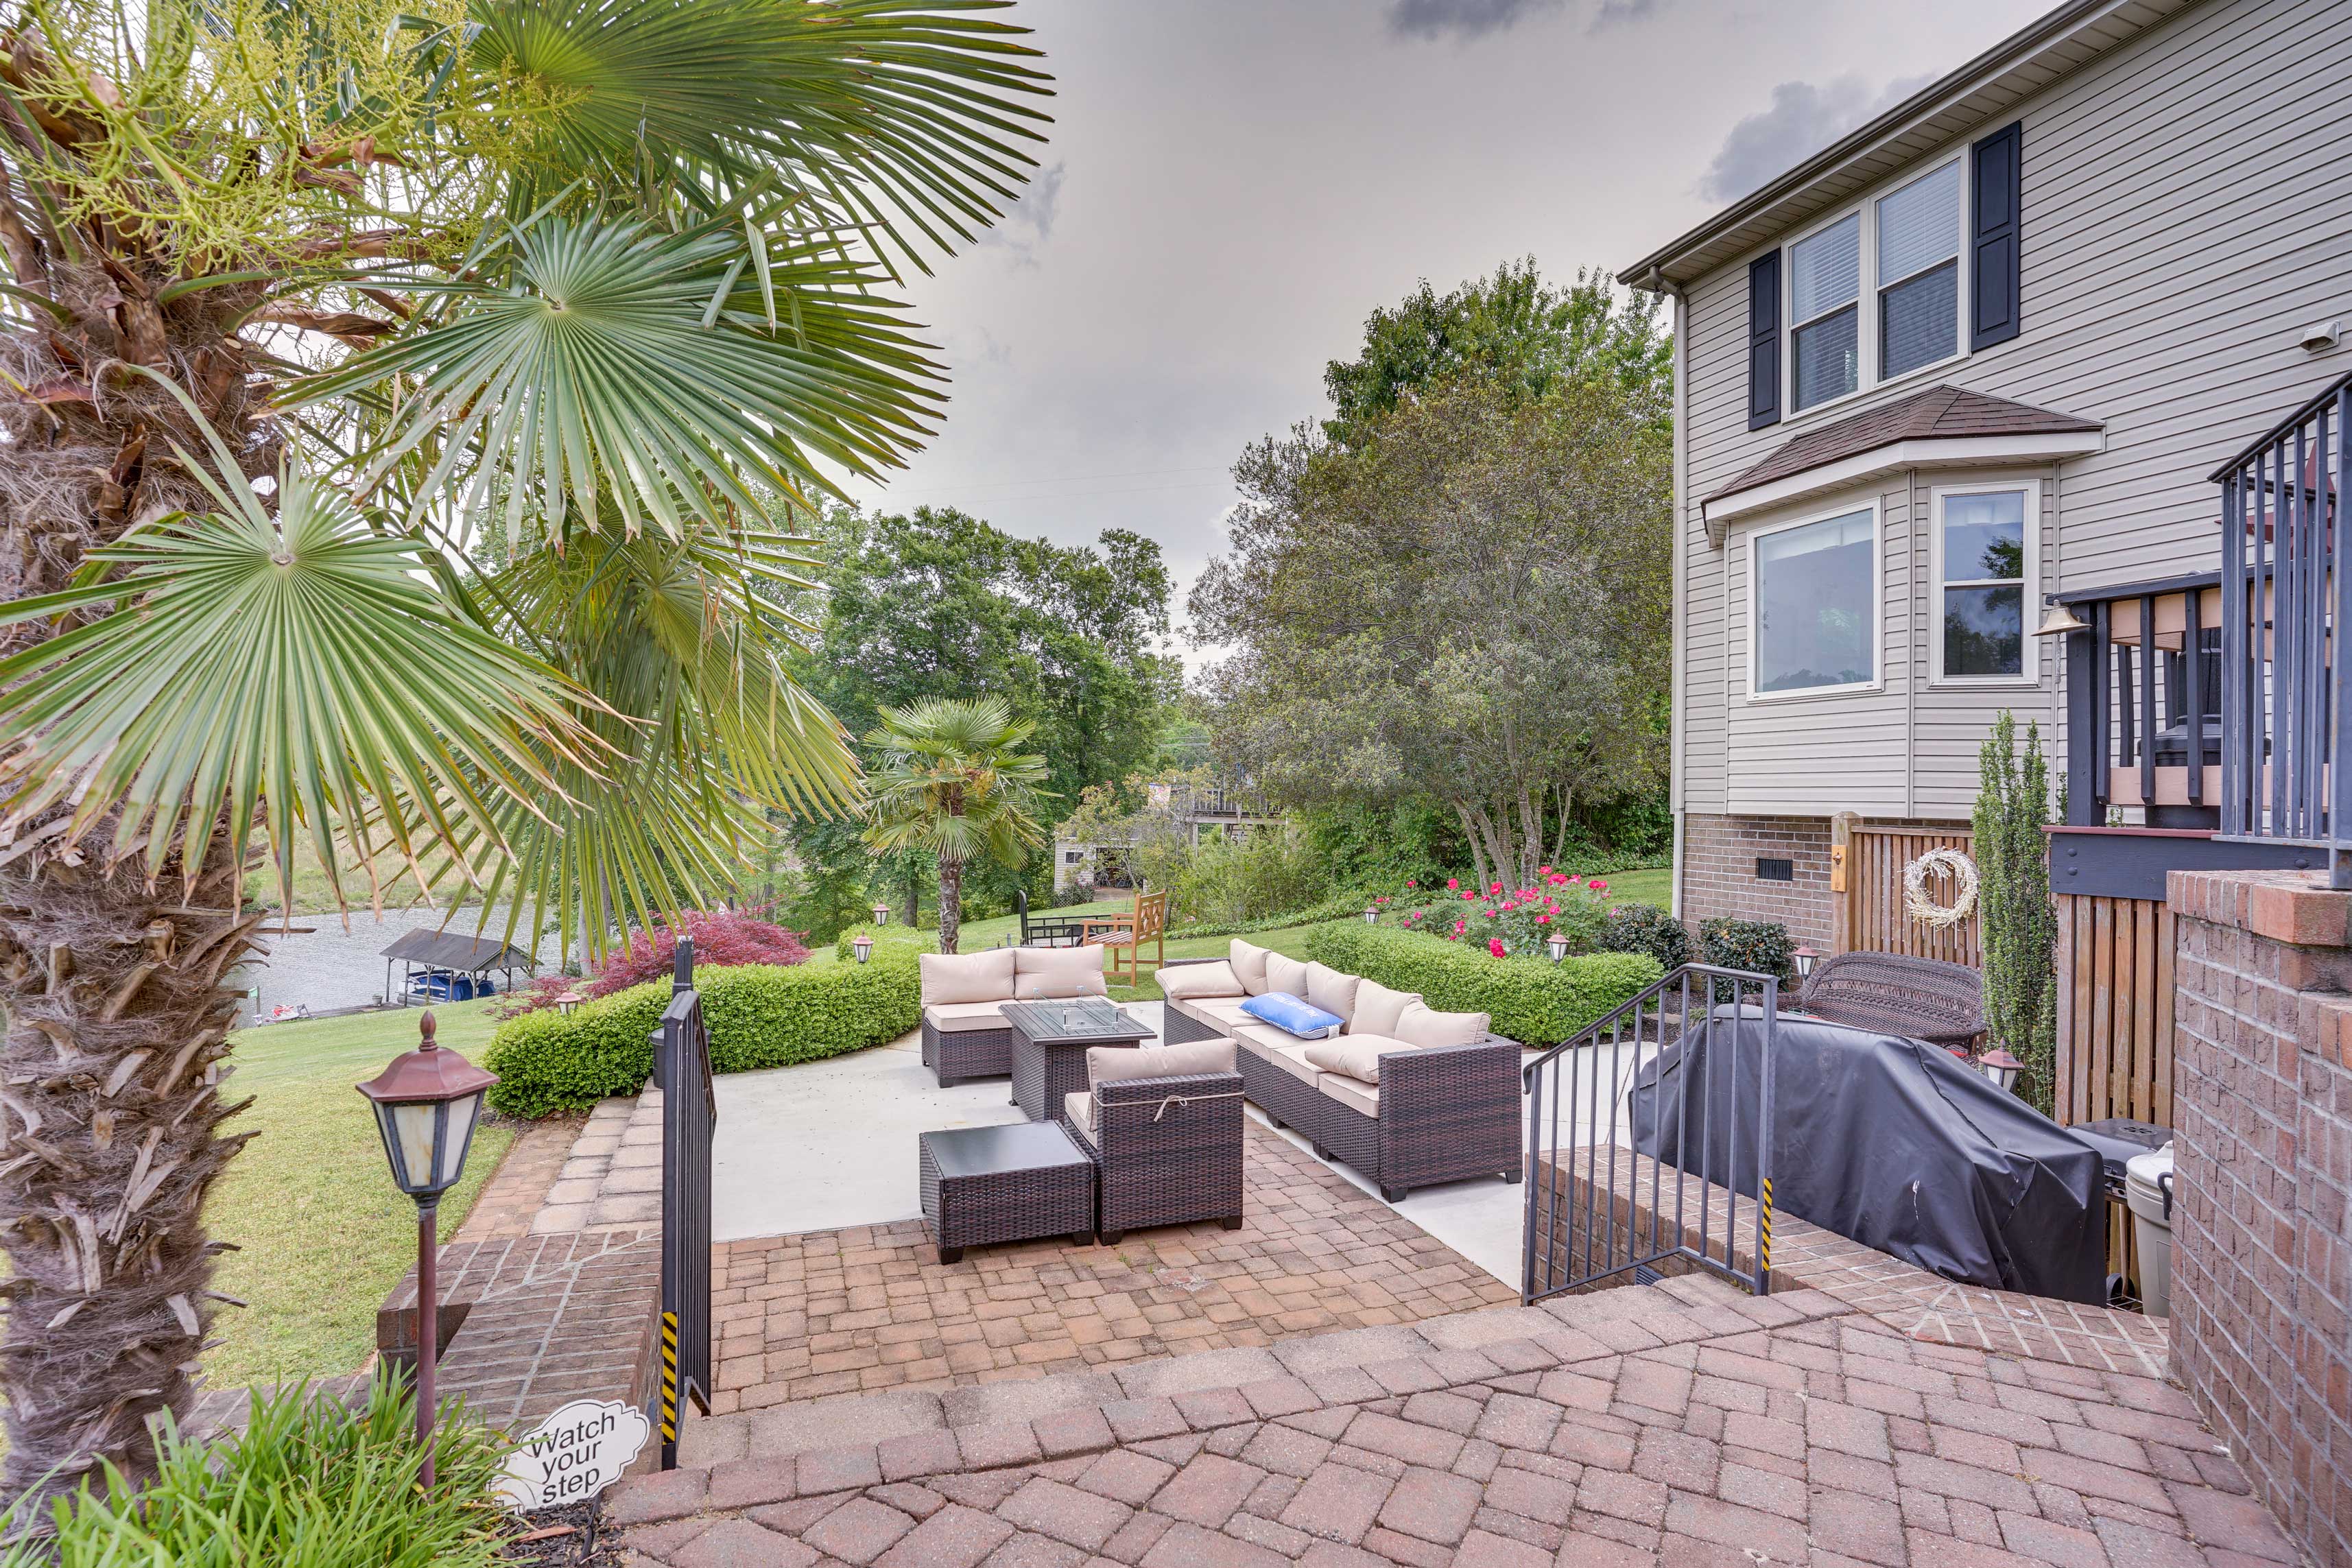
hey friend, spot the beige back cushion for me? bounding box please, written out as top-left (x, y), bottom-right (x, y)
top-left (1305, 962), bottom-right (1361, 1023)
top-left (1086, 1037), bottom-right (1239, 1089)
top-left (1229, 940), bottom-right (1272, 995)
top-left (1159, 960), bottom-right (1245, 1001)
top-left (1395, 1001), bottom-right (1491, 1049)
top-left (1265, 952), bottom-right (1311, 1000)
top-left (1349, 979), bottom-right (1422, 1038)
top-left (1303, 1034), bottom-right (1411, 1084)
top-left (920, 949), bottom-right (1017, 1006)
top-left (1012, 944), bottom-right (1108, 999)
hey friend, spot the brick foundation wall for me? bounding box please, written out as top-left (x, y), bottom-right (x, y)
top-left (2167, 868), bottom-right (2352, 1568)
top-left (1679, 813), bottom-right (1834, 949)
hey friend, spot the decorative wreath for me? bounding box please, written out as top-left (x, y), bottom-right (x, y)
top-left (1903, 848), bottom-right (1980, 927)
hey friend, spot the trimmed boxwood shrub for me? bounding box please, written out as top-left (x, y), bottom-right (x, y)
top-left (484, 949), bottom-right (921, 1117)
top-left (1305, 924), bottom-right (1660, 1046)
top-left (833, 924), bottom-right (937, 962)
top-left (1598, 903), bottom-right (1691, 972)
top-left (1698, 917), bottom-right (1794, 984)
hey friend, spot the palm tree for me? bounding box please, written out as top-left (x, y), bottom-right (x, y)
top-left (864, 696), bottom-right (1049, 954)
top-left (0, 0), bottom-right (1049, 1510)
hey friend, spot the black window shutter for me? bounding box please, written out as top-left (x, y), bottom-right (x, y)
top-left (1971, 121), bottom-right (2022, 351)
top-left (1747, 252), bottom-right (1781, 430)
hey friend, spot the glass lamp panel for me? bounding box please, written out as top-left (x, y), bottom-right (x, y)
top-left (1877, 163), bottom-right (1960, 285)
top-left (389, 1101), bottom-right (440, 1192)
top-left (436, 1094), bottom-right (481, 1187)
top-left (1790, 213), bottom-right (1860, 322)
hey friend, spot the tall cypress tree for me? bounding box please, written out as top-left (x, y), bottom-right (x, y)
top-left (1973, 712), bottom-right (2060, 1113)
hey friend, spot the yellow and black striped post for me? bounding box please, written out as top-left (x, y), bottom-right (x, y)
top-left (660, 1309), bottom-right (681, 1469)
top-left (1759, 1177), bottom-right (1774, 1283)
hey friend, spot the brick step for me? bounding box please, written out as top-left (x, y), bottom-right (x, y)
top-left (534, 1082), bottom-right (665, 1233)
top-left (634, 1272), bottom-right (1842, 1517)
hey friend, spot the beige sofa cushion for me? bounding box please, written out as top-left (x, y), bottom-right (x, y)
top-left (1395, 1001), bottom-right (1490, 1049)
top-left (1012, 944), bottom-right (1108, 999)
top-left (1348, 979), bottom-right (1421, 1038)
top-left (1305, 962), bottom-right (1360, 1023)
top-left (1086, 1037), bottom-right (1238, 1089)
top-left (1265, 952), bottom-right (1310, 999)
top-left (1303, 1033), bottom-right (1414, 1084)
top-left (1318, 1074), bottom-right (1380, 1118)
top-left (1159, 960), bottom-right (1245, 1001)
top-left (1229, 940), bottom-right (1272, 995)
top-left (925, 999), bottom-right (1011, 1033)
top-left (1064, 1090), bottom-right (1096, 1139)
top-left (1234, 1024), bottom-right (1322, 1086)
top-left (1174, 995), bottom-right (1255, 1032)
top-left (920, 949), bottom-right (1016, 1006)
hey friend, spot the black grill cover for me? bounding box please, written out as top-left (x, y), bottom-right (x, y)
top-left (1627, 1010), bottom-right (2106, 1303)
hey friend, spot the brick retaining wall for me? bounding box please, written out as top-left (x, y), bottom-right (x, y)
top-left (2167, 867), bottom-right (2352, 1568)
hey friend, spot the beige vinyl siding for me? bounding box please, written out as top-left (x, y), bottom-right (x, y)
top-left (1675, 0), bottom-right (2352, 818)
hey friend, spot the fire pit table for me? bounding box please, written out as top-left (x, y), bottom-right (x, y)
top-left (1001, 997), bottom-right (1153, 1121)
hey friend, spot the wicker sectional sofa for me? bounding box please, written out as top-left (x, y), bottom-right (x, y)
top-left (918, 945), bottom-right (1110, 1086)
top-left (1160, 944), bottom-right (1523, 1202)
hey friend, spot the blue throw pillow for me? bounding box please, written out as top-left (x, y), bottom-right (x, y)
top-left (1239, 992), bottom-right (1344, 1040)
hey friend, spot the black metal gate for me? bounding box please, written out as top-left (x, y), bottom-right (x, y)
top-left (1521, 964), bottom-right (1779, 1303)
top-left (655, 936), bottom-right (715, 1469)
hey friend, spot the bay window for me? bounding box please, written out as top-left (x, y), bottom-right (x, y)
top-left (1751, 505), bottom-right (1877, 697)
top-left (1934, 486), bottom-right (2032, 682)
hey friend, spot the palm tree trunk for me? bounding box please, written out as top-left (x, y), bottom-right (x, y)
top-left (936, 857), bottom-right (963, 955)
top-left (0, 819), bottom-right (263, 1514)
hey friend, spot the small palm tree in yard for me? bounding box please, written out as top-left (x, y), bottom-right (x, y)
top-left (0, 0), bottom-right (1048, 1517)
top-left (864, 696), bottom-right (1050, 954)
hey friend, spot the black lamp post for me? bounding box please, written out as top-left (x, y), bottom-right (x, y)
top-left (357, 1010), bottom-right (497, 1485)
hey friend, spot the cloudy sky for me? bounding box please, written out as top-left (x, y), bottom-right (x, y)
top-left (843, 0), bottom-right (2050, 659)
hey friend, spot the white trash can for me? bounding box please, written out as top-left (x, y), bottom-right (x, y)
top-left (2124, 1143), bottom-right (2176, 1318)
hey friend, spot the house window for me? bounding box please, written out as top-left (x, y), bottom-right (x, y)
top-left (1877, 163), bottom-right (1960, 379)
top-left (1790, 214), bottom-right (1860, 412)
top-left (1785, 158), bottom-right (1965, 414)
top-left (1935, 486), bottom-right (2031, 681)
top-left (1751, 505), bottom-right (1877, 696)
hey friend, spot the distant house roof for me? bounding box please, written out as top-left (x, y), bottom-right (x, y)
top-left (1617, 0), bottom-right (2200, 291)
top-left (1699, 385), bottom-right (2105, 535)
top-left (381, 927), bottom-right (536, 973)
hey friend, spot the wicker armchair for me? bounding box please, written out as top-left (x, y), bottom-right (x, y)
top-left (1066, 1070), bottom-right (1246, 1243)
top-left (1794, 951), bottom-right (1984, 1049)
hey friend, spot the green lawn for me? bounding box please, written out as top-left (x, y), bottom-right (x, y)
top-left (204, 998), bottom-right (515, 1392)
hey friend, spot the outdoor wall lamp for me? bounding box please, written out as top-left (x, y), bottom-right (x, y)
top-left (1977, 1047), bottom-right (2026, 1093)
top-left (1792, 945), bottom-right (1820, 980)
top-left (357, 1010), bottom-right (497, 1486)
top-left (2032, 598), bottom-right (2089, 637)
top-left (870, 903), bottom-right (892, 927)
top-left (853, 934), bottom-right (874, 964)
top-left (1547, 934), bottom-right (1570, 963)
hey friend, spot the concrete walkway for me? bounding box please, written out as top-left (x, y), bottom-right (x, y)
top-left (610, 1270), bottom-right (2290, 1568)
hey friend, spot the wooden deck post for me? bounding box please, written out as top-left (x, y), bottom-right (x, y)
top-left (1829, 811), bottom-right (1861, 954)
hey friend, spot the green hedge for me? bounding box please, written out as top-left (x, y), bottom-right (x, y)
top-left (483, 949), bottom-right (922, 1118)
top-left (1304, 924), bottom-right (1660, 1046)
top-left (832, 925), bottom-right (937, 962)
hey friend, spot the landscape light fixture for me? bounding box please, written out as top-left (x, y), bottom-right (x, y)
top-left (553, 989), bottom-right (586, 1017)
top-left (1792, 945), bottom-right (1820, 981)
top-left (356, 1011), bottom-right (497, 1486)
top-left (853, 934), bottom-right (874, 964)
top-left (870, 903), bottom-right (892, 927)
top-left (1547, 934), bottom-right (1571, 964)
top-left (1362, 907), bottom-right (1379, 925)
top-left (1977, 1047), bottom-right (2026, 1093)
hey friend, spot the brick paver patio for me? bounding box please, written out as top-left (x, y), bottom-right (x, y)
top-left (707, 1124), bottom-right (1521, 1414)
top-left (613, 1273), bottom-right (2296, 1568)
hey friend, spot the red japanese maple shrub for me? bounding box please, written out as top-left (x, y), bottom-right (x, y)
top-left (497, 907), bottom-right (811, 1016)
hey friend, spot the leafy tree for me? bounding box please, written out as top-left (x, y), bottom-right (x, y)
top-left (1322, 258), bottom-right (1671, 446)
top-left (1974, 712), bottom-right (2059, 1112)
top-left (0, 0), bottom-right (1046, 1508)
top-left (863, 696), bottom-right (1052, 955)
top-left (1191, 375), bottom-right (1670, 894)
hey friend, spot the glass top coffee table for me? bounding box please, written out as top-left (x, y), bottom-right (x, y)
top-left (1000, 997), bottom-right (1154, 1122)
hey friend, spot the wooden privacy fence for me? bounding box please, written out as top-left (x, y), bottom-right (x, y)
top-left (1831, 821), bottom-right (1982, 965)
top-left (2052, 892), bottom-right (2174, 1128)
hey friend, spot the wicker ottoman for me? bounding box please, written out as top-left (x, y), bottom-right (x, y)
top-left (918, 1122), bottom-right (1097, 1263)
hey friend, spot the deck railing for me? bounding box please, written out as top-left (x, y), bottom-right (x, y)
top-left (2214, 368), bottom-right (2352, 886)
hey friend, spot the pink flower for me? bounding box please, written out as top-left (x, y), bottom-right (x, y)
top-left (1462, 890), bottom-right (1475, 901)
top-left (1488, 938), bottom-right (1507, 958)
top-left (1490, 881), bottom-right (1504, 894)
top-left (1539, 864), bottom-right (1553, 875)
top-left (1405, 879), bottom-right (1418, 888)
top-left (1536, 912), bottom-right (1551, 924)
top-left (1548, 873), bottom-right (1569, 885)
top-left (1454, 920), bottom-right (1466, 935)
top-left (1590, 879), bottom-right (1609, 894)
top-left (1446, 878), bottom-right (1458, 890)
top-left (1375, 896), bottom-right (1390, 905)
